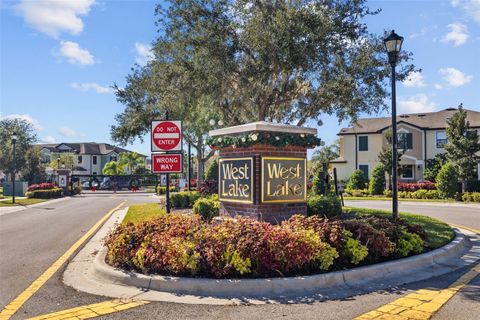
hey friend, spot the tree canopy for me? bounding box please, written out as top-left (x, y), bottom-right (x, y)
top-left (111, 0), bottom-right (417, 180)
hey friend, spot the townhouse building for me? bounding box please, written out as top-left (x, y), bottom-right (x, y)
top-left (331, 108), bottom-right (480, 182)
top-left (37, 142), bottom-right (146, 175)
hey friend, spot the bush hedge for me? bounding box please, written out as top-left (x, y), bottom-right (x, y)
top-left (170, 191), bottom-right (201, 208)
top-left (105, 213), bottom-right (426, 278)
top-left (156, 186), bottom-right (176, 195)
top-left (368, 164), bottom-right (386, 195)
top-left (462, 192), bottom-right (480, 202)
top-left (436, 162), bottom-right (459, 198)
top-left (27, 183), bottom-right (56, 192)
top-left (398, 182), bottom-right (436, 192)
top-left (26, 188), bottom-right (63, 199)
top-left (347, 169), bottom-right (368, 190)
top-left (307, 194), bottom-right (342, 218)
top-left (192, 195), bottom-right (220, 221)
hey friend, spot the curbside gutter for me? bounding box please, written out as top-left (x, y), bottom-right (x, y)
top-left (92, 230), bottom-right (468, 298)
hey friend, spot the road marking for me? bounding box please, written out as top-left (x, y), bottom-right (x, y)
top-left (26, 299), bottom-right (149, 320)
top-left (0, 201), bottom-right (126, 320)
top-left (449, 223), bottom-right (480, 234)
top-left (354, 227), bottom-right (480, 320)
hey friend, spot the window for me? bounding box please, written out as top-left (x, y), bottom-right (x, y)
top-left (358, 136), bottom-right (368, 151)
top-left (401, 165), bottom-right (414, 179)
top-left (436, 131), bottom-right (447, 148)
top-left (359, 165), bottom-right (369, 180)
top-left (398, 133), bottom-right (413, 149)
top-left (110, 155), bottom-right (117, 162)
top-left (78, 155), bottom-right (82, 164)
top-left (93, 156), bottom-right (97, 165)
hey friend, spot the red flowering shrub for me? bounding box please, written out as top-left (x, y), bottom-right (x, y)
top-left (104, 213), bottom-right (426, 278)
top-left (27, 182), bottom-right (56, 191)
top-left (398, 182), bottom-right (436, 192)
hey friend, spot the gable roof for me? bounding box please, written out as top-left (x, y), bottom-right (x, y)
top-left (339, 108), bottom-right (480, 135)
top-left (37, 142), bottom-right (145, 157)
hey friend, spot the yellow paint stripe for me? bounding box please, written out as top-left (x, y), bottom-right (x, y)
top-left (449, 223), bottom-right (480, 234)
top-left (0, 201), bottom-right (126, 320)
top-left (354, 262), bottom-right (480, 320)
top-left (26, 299), bottom-right (149, 320)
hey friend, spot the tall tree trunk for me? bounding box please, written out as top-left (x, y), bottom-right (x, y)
top-left (197, 152), bottom-right (204, 183)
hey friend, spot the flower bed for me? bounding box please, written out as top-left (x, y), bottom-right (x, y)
top-left (105, 213), bottom-right (428, 279)
top-left (398, 182), bottom-right (436, 192)
top-left (27, 182), bottom-right (56, 192)
top-left (26, 188), bottom-right (63, 199)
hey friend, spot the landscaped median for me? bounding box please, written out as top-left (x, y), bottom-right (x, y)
top-left (92, 197), bottom-right (464, 298)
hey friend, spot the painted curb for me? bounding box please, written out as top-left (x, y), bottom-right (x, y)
top-left (93, 230), bottom-right (466, 298)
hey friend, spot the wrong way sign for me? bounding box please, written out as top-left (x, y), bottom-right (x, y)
top-left (151, 120), bottom-right (182, 152)
top-left (151, 153), bottom-right (183, 173)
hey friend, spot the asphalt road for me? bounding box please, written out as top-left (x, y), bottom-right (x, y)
top-left (0, 195), bottom-right (478, 319)
top-left (343, 200), bottom-right (480, 230)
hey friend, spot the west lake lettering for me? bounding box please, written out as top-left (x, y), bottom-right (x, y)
top-left (262, 158), bottom-right (306, 202)
top-left (219, 158), bottom-right (253, 203)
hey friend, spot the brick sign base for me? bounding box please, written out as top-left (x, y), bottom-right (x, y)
top-left (218, 144), bottom-right (307, 224)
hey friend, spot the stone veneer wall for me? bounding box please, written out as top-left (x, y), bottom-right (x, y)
top-left (219, 144), bottom-right (307, 224)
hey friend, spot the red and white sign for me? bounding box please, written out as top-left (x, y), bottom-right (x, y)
top-left (151, 120), bottom-right (182, 152)
top-left (152, 153), bottom-right (183, 173)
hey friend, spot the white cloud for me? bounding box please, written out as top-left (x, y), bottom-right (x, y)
top-left (0, 113), bottom-right (43, 131)
top-left (452, 1), bottom-right (480, 23)
top-left (16, 0), bottom-right (95, 38)
top-left (135, 42), bottom-right (154, 66)
top-left (58, 41), bottom-right (94, 65)
top-left (41, 136), bottom-right (57, 144)
top-left (58, 127), bottom-right (77, 137)
top-left (441, 23), bottom-right (469, 46)
top-left (403, 71), bottom-right (426, 88)
top-left (439, 67), bottom-right (472, 87)
top-left (398, 94), bottom-right (438, 114)
top-left (434, 84), bottom-right (443, 90)
top-left (71, 82), bottom-right (112, 93)
top-left (409, 27), bottom-right (428, 39)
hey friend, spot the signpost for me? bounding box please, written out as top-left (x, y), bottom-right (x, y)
top-left (151, 118), bottom-right (183, 213)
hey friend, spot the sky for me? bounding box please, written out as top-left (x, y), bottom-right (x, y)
top-left (1, 0), bottom-right (479, 159)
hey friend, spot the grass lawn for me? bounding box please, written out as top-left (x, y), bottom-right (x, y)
top-left (122, 203), bottom-right (166, 225)
top-left (343, 206), bottom-right (455, 250)
top-left (0, 198), bottom-right (48, 207)
top-left (343, 196), bottom-right (455, 203)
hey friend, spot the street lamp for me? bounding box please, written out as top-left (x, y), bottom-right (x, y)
top-left (384, 30), bottom-right (403, 219)
top-left (11, 133), bottom-right (17, 204)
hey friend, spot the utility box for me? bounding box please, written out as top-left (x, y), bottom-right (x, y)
top-left (3, 181), bottom-right (28, 197)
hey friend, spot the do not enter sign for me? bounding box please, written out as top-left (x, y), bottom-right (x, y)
top-left (152, 154), bottom-right (183, 173)
top-left (151, 120), bottom-right (182, 152)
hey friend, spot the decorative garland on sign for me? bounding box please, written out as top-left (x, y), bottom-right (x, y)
top-left (207, 132), bottom-right (322, 149)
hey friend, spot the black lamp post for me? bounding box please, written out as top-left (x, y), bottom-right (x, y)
top-left (384, 30), bottom-right (404, 219)
top-left (11, 133), bottom-right (17, 204)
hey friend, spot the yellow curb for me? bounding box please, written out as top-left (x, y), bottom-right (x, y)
top-left (0, 201), bottom-right (126, 320)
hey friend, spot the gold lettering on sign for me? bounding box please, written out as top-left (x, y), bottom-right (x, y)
top-left (219, 157), bottom-right (254, 203)
top-left (262, 157), bottom-right (306, 203)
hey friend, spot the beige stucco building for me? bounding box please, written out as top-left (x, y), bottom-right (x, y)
top-left (331, 108), bottom-right (480, 182)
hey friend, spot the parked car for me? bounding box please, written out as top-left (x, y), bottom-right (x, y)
top-left (100, 176), bottom-right (141, 190)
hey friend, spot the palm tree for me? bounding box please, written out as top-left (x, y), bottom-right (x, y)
top-left (102, 161), bottom-right (124, 175)
top-left (119, 152), bottom-right (144, 174)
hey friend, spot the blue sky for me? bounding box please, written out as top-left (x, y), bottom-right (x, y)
top-left (1, 0), bottom-right (479, 158)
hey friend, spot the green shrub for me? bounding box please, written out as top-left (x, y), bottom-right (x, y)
top-left (368, 164), bottom-right (386, 195)
top-left (344, 236), bottom-right (369, 265)
top-left (205, 159), bottom-right (219, 181)
top-left (383, 189), bottom-right (392, 197)
top-left (307, 194), bottom-right (342, 218)
top-left (347, 169), bottom-right (368, 190)
top-left (192, 197), bottom-right (220, 222)
top-left (29, 188), bottom-right (63, 199)
top-left (157, 186), bottom-right (176, 195)
top-left (170, 191), bottom-right (201, 208)
top-left (25, 191), bottom-right (33, 198)
top-left (462, 192), bottom-right (480, 202)
top-left (396, 231), bottom-right (424, 257)
top-left (344, 188), bottom-right (369, 197)
top-left (436, 162), bottom-right (459, 198)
